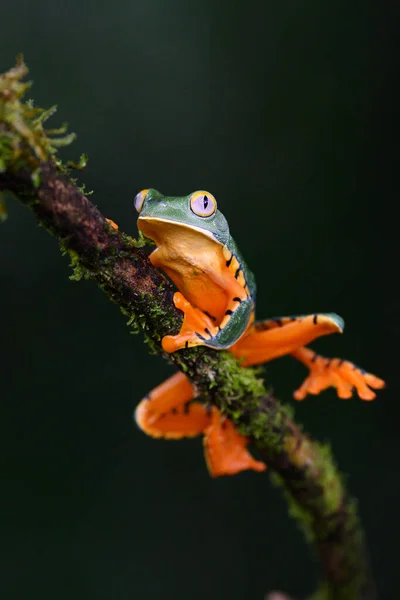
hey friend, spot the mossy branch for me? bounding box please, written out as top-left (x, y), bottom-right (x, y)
top-left (0, 58), bottom-right (376, 600)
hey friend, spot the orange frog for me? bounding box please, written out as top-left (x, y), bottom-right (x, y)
top-left (122, 189), bottom-right (384, 476)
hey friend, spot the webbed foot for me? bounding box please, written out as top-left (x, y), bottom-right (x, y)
top-left (203, 407), bottom-right (266, 477)
top-left (292, 347), bottom-right (385, 401)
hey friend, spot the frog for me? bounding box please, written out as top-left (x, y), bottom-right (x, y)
top-left (116, 189), bottom-right (385, 477)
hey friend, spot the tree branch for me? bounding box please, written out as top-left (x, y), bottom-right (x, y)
top-left (0, 58), bottom-right (376, 600)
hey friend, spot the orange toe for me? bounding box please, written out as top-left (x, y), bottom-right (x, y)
top-left (293, 353), bottom-right (385, 402)
top-left (105, 218), bottom-right (119, 230)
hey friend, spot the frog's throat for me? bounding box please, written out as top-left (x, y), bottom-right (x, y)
top-left (137, 216), bottom-right (222, 246)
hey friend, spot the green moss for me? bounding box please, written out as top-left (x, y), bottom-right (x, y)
top-left (0, 56), bottom-right (79, 177)
top-left (215, 352), bottom-right (266, 399)
top-left (59, 245), bottom-right (92, 282)
top-left (69, 263), bottom-right (91, 282)
top-left (31, 168), bottom-right (41, 188)
top-left (269, 444), bottom-right (346, 544)
top-left (270, 471), bottom-right (316, 542)
top-left (313, 442), bottom-right (343, 515)
top-left (0, 135), bottom-right (14, 173)
top-left (67, 153), bottom-right (88, 171)
top-left (132, 229), bottom-right (155, 248)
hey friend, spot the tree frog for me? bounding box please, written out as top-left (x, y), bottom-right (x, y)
top-left (123, 189), bottom-right (385, 476)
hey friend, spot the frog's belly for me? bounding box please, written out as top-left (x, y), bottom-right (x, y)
top-left (164, 265), bottom-right (228, 322)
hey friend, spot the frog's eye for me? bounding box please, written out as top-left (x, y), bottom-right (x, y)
top-left (190, 191), bottom-right (216, 217)
top-left (134, 189), bottom-right (149, 213)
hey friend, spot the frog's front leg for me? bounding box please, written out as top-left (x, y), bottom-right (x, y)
top-left (135, 371), bottom-right (266, 476)
top-left (162, 291), bottom-right (253, 352)
top-left (161, 293), bottom-right (218, 352)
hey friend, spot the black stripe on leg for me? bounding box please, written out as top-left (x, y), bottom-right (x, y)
top-left (225, 309), bottom-right (233, 316)
top-left (255, 321), bottom-right (272, 331)
top-left (234, 266), bottom-right (242, 279)
top-left (233, 297), bottom-right (242, 303)
top-left (204, 310), bottom-right (217, 322)
top-left (313, 314), bottom-right (318, 325)
top-left (226, 255), bottom-right (233, 267)
top-left (195, 332), bottom-right (206, 341)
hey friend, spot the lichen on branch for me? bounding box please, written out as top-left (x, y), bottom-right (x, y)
top-left (0, 58), bottom-right (376, 600)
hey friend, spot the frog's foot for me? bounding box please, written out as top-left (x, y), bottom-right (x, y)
top-left (135, 372), bottom-right (266, 477)
top-left (105, 218), bottom-right (119, 230)
top-left (231, 313), bottom-right (344, 366)
top-left (162, 292), bottom-right (218, 353)
top-left (135, 371), bottom-right (209, 438)
top-left (292, 347), bottom-right (386, 401)
top-left (203, 407), bottom-right (266, 477)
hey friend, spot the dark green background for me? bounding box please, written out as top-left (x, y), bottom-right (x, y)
top-left (1, 2), bottom-right (398, 598)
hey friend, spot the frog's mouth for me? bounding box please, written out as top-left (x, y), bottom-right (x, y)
top-left (138, 216), bottom-right (221, 247)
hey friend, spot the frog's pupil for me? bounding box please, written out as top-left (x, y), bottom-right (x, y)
top-left (203, 196), bottom-right (209, 209)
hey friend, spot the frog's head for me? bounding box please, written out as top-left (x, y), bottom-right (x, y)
top-left (135, 188), bottom-right (230, 246)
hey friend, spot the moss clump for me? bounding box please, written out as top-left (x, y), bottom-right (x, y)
top-left (132, 229), bottom-right (155, 248)
top-left (313, 442), bottom-right (343, 515)
top-left (0, 56), bottom-right (79, 177)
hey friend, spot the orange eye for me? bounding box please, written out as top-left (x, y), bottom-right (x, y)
top-left (134, 189), bottom-right (149, 213)
top-left (190, 191), bottom-right (216, 217)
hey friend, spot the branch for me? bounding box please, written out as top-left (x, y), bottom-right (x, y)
top-left (0, 58), bottom-right (376, 600)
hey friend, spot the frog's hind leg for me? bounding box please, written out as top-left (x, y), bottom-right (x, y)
top-left (291, 347), bottom-right (385, 401)
top-left (231, 316), bottom-right (385, 401)
top-left (135, 371), bottom-right (266, 476)
top-left (231, 313), bottom-right (344, 365)
top-left (135, 371), bottom-right (209, 439)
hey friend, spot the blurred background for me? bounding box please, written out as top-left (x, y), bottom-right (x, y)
top-left (0, 1), bottom-right (398, 598)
